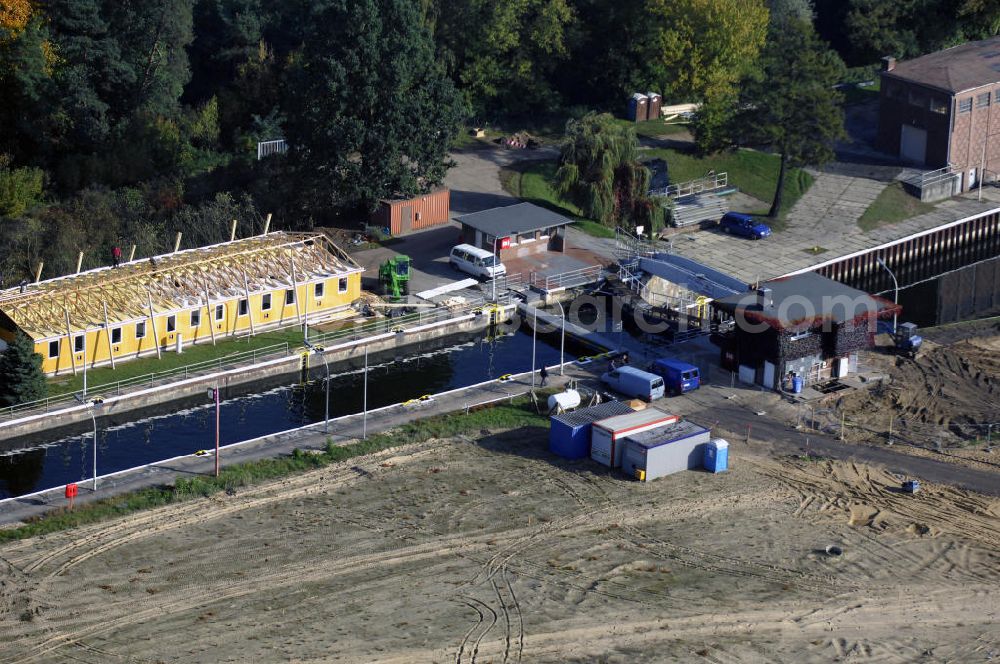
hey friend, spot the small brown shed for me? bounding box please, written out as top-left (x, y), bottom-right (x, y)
top-left (370, 188), bottom-right (451, 236)
top-left (646, 92), bottom-right (662, 121)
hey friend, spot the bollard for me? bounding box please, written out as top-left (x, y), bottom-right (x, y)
top-left (65, 483), bottom-right (78, 510)
top-left (745, 424), bottom-right (751, 445)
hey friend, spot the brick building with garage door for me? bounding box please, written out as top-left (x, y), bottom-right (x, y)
top-left (877, 36), bottom-right (1000, 192)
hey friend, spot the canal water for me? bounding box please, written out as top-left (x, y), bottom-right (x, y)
top-left (0, 329), bottom-right (571, 499)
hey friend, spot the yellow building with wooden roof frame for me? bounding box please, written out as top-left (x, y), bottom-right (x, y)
top-left (0, 231), bottom-right (363, 375)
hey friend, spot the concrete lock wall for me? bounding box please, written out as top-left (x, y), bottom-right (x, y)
top-left (936, 254), bottom-right (1000, 323)
top-left (0, 310), bottom-right (506, 443)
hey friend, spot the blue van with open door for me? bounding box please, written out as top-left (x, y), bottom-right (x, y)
top-left (650, 358), bottom-right (700, 396)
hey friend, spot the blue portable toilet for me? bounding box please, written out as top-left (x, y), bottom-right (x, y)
top-left (704, 438), bottom-right (729, 473)
top-left (549, 401), bottom-right (634, 459)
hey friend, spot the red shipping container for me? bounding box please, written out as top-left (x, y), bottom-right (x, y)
top-left (371, 188), bottom-right (451, 236)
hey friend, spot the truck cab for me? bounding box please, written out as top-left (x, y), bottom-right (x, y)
top-left (649, 358), bottom-right (700, 396)
top-left (893, 322), bottom-right (922, 358)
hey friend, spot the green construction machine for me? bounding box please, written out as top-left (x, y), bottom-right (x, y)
top-left (378, 255), bottom-right (411, 299)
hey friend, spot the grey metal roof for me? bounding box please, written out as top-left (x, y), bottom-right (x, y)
top-left (592, 407), bottom-right (676, 431)
top-left (885, 36), bottom-right (1000, 94)
top-left (456, 202), bottom-right (576, 237)
top-left (713, 272), bottom-right (893, 330)
top-left (641, 252), bottom-right (746, 299)
top-left (551, 401), bottom-right (633, 428)
top-left (625, 420), bottom-right (709, 449)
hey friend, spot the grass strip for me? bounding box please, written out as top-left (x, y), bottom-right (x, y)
top-left (857, 181), bottom-right (937, 231)
top-left (0, 395), bottom-right (550, 542)
top-left (47, 327), bottom-right (308, 397)
top-left (502, 160), bottom-right (616, 239)
top-left (641, 147), bottom-right (814, 225)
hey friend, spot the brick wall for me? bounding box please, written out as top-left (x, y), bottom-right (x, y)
top-left (950, 83), bottom-right (1000, 189)
top-left (876, 77), bottom-right (952, 167)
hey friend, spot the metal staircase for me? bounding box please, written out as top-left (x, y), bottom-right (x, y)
top-left (669, 194), bottom-right (729, 228)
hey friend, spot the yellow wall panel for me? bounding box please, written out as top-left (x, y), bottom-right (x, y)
top-left (36, 272), bottom-right (362, 375)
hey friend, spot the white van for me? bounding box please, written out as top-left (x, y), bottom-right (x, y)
top-left (449, 244), bottom-right (506, 279)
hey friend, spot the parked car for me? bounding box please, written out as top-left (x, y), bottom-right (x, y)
top-left (649, 358), bottom-right (700, 396)
top-left (719, 212), bottom-right (771, 240)
top-left (600, 366), bottom-right (665, 402)
top-left (449, 244), bottom-right (506, 279)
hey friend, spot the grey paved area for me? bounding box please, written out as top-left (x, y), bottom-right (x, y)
top-left (668, 187), bottom-right (999, 285)
top-left (445, 147), bottom-right (557, 216)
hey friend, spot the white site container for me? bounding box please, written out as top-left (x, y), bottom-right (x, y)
top-left (623, 421), bottom-right (712, 481)
top-left (591, 408), bottom-right (678, 468)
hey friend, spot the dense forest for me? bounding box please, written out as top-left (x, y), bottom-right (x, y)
top-left (0, 0), bottom-right (996, 283)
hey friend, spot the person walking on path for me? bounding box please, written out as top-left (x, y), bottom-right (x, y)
top-left (111, 245), bottom-right (122, 268)
top-left (539, 365), bottom-right (549, 387)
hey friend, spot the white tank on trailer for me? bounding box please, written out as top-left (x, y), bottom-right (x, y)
top-left (547, 389), bottom-right (582, 413)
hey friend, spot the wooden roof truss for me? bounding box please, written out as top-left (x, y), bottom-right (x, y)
top-left (0, 232), bottom-right (361, 339)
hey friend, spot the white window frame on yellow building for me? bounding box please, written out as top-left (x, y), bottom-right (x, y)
top-left (0, 231), bottom-right (363, 375)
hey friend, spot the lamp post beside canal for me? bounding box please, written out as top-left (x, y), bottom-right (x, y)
top-left (88, 398), bottom-right (102, 490)
top-left (876, 257), bottom-right (899, 332)
top-left (304, 340), bottom-right (330, 434)
top-left (554, 300), bottom-right (566, 375)
top-left (206, 386), bottom-right (220, 477)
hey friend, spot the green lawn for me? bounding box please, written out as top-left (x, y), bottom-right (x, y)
top-left (502, 160), bottom-right (616, 239)
top-left (858, 182), bottom-right (937, 231)
top-left (47, 327), bottom-right (308, 397)
top-left (617, 117), bottom-right (690, 139)
top-left (641, 147), bottom-right (814, 225)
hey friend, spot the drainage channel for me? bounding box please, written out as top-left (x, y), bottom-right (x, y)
top-left (0, 329), bottom-right (573, 499)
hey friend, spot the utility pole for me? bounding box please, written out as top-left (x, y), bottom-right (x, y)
top-left (363, 345), bottom-right (369, 440)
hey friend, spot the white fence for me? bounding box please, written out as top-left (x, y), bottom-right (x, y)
top-left (257, 139), bottom-right (289, 160)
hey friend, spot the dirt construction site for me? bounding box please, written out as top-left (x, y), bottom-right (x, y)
top-left (0, 420), bottom-right (998, 663)
top-left (819, 318), bottom-right (1000, 473)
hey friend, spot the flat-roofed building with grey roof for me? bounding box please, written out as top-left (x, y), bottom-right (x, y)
top-left (713, 272), bottom-right (898, 390)
top-left (877, 36), bottom-right (1000, 192)
top-left (455, 202), bottom-right (575, 260)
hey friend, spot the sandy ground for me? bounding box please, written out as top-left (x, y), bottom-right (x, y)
top-left (0, 427), bottom-right (998, 663)
top-left (821, 321), bottom-right (1000, 473)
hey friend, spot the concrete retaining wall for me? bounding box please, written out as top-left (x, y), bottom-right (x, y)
top-left (0, 308), bottom-right (511, 443)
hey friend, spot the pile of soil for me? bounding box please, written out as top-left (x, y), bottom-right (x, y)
top-left (835, 327), bottom-right (1000, 446)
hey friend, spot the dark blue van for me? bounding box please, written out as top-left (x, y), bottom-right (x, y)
top-left (650, 359), bottom-right (700, 396)
top-left (719, 212), bottom-right (771, 240)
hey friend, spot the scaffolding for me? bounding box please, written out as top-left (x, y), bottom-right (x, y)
top-left (0, 232), bottom-right (361, 339)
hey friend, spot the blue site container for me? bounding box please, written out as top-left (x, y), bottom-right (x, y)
top-left (549, 401), bottom-right (634, 459)
top-left (704, 438), bottom-right (729, 473)
top-left (792, 376), bottom-right (804, 394)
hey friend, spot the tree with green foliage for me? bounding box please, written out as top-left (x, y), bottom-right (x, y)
top-left (0, 332), bottom-right (46, 407)
top-left (648, 0), bottom-right (769, 101)
top-left (555, 113), bottom-right (663, 230)
top-left (737, 18), bottom-right (845, 217)
top-left (430, 0), bottom-right (575, 116)
top-left (691, 89), bottom-right (738, 156)
top-left (0, 155), bottom-right (44, 217)
top-left (282, 0), bottom-right (466, 213)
